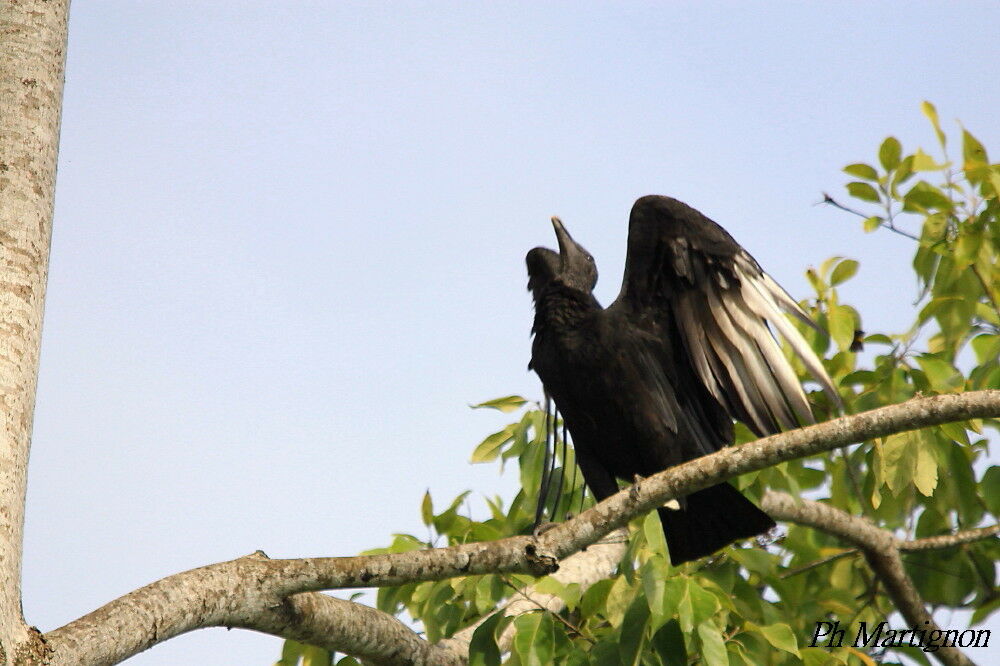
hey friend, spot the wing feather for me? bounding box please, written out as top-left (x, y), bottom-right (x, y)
top-left (711, 285), bottom-right (801, 430)
top-left (609, 195), bottom-right (840, 437)
top-left (701, 285), bottom-right (791, 432)
top-left (736, 261), bottom-right (841, 408)
top-left (723, 290), bottom-right (814, 424)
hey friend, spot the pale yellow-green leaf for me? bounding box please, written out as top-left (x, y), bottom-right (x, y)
top-left (843, 163), bottom-right (878, 181)
top-left (877, 433), bottom-right (913, 493)
top-left (827, 304), bottom-right (856, 352)
top-left (847, 181), bottom-right (880, 203)
top-left (916, 355), bottom-right (962, 392)
top-left (971, 334), bottom-right (1000, 365)
top-left (805, 268), bottom-right (827, 296)
top-left (642, 509), bottom-right (668, 560)
top-left (914, 441), bottom-right (938, 496)
top-left (912, 148), bottom-right (948, 171)
top-left (472, 395), bottom-right (528, 413)
top-left (420, 490), bottom-right (433, 526)
top-left (819, 256), bottom-right (843, 279)
top-left (921, 100), bottom-right (946, 148)
top-left (989, 171), bottom-right (1000, 200)
top-left (830, 259), bottom-right (859, 286)
top-left (470, 424), bottom-right (515, 463)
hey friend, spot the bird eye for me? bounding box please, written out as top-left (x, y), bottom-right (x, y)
top-left (587, 255), bottom-right (595, 263)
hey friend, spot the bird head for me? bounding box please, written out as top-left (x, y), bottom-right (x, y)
top-left (526, 247), bottom-right (560, 298)
top-left (550, 216), bottom-right (598, 292)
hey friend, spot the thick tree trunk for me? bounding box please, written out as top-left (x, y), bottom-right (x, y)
top-left (0, 0), bottom-right (69, 662)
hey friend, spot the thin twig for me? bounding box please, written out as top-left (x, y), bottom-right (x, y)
top-left (970, 263), bottom-right (1000, 324)
top-left (780, 549), bottom-right (857, 579)
top-left (498, 574), bottom-right (594, 643)
top-left (821, 193), bottom-right (919, 241)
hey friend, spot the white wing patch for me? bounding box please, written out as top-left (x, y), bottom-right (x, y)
top-left (676, 251), bottom-right (840, 436)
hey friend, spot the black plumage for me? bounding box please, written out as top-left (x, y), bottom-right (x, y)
top-left (527, 195), bottom-right (839, 565)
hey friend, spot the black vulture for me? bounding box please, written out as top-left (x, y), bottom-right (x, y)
top-left (526, 195), bottom-right (840, 565)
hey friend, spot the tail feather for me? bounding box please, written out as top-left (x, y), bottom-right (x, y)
top-left (657, 483), bottom-right (775, 565)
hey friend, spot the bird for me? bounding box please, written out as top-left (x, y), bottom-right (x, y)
top-left (526, 194), bottom-right (840, 565)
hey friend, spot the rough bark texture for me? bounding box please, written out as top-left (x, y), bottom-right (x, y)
top-left (763, 491), bottom-right (982, 666)
top-left (0, 0), bottom-right (69, 662)
top-left (40, 391), bottom-right (1000, 664)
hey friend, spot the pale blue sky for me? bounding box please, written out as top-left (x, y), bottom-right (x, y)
top-left (23, 3), bottom-right (999, 663)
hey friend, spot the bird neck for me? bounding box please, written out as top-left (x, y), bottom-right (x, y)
top-left (532, 283), bottom-right (599, 335)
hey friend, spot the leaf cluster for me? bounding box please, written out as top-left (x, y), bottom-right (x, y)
top-left (276, 106), bottom-right (998, 665)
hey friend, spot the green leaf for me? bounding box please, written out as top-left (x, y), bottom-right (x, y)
top-left (300, 645), bottom-right (332, 666)
top-left (954, 224), bottom-right (983, 267)
top-left (805, 268), bottom-right (827, 296)
top-left (335, 658), bottom-right (361, 666)
top-left (470, 424), bottom-right (515, 463)
top-left (912, 147), bottom-right (948, 172)
top-left (982, 467), bottom-right (1000, 515)
top-left (915, 355), bottom-right (962, 392)
top-left (642, 509), bottom-right (669, 560)
top-left (827, 304), bottom-right (857, 352)
top-left (876, 432), bottom-right (913, 493)
top-left (829, 259), bottom-right (859, 286)
top-left (641, 560), bottom-right (668, 629)
top-left (472, 395), bottom-right (528, 413)
top-left (914, 441), bottom-right (938, 497)
top-left (469, 612), bottom-right (509, 666)
top-left (862, 215), bottom-right (882, 233)
top-left (921, 101), bottom-right (946, 147)
top-left (604, 575), bottom-right (636, 626)
top-left (745, 621), bottom-right (800, 657)
top-left (513, 612), bottom-right (554, 666)
top-left (421, 490), bottom-right (433, 527)
top-left (863, 333), bottom-right (892, 345)
top-left (277, 640), bottom-right (305, 666)
top-left (579, 577), bottom-right (614, 619)
top-left (697, 620), bottom-right (729, 666)
top-left (687, 578), bottom-right (720, 628)
top-left (962, 129), bottom-right (988, 168)
top-left (651, 619), bottom-right (687, 664)
top-left (879, 136), bottom-right (902, 171)
top-left (891, 154), bottom-right (915, 189)
top-left (619, 596), bottom-right (651, 666)
top-left (846, 182), bottom-right (880, 203)
top-left (843, 163), bottom-right (878, 181)
top-left (904, 181), bottom-right (952, 212)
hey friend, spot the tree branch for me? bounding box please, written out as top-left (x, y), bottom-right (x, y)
top-left (762, 491), bottom-right (986, 666)
top-left (41, 390), bottom-right (1000, 664)
top-left (901, 525), bottom-right (999, 552)
top-left (0, 0), bottom-right (69, 661)
top-left (248, 592), bottom-right (462, 666)
top-left (779, 524), bottom-right (999, 579)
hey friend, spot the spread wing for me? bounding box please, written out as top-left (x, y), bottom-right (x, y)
top-left (608, 195), bottom-right (840, 437)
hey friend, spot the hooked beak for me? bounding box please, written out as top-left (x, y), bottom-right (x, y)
top-left (551, 216), bottom-right (574, 258)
